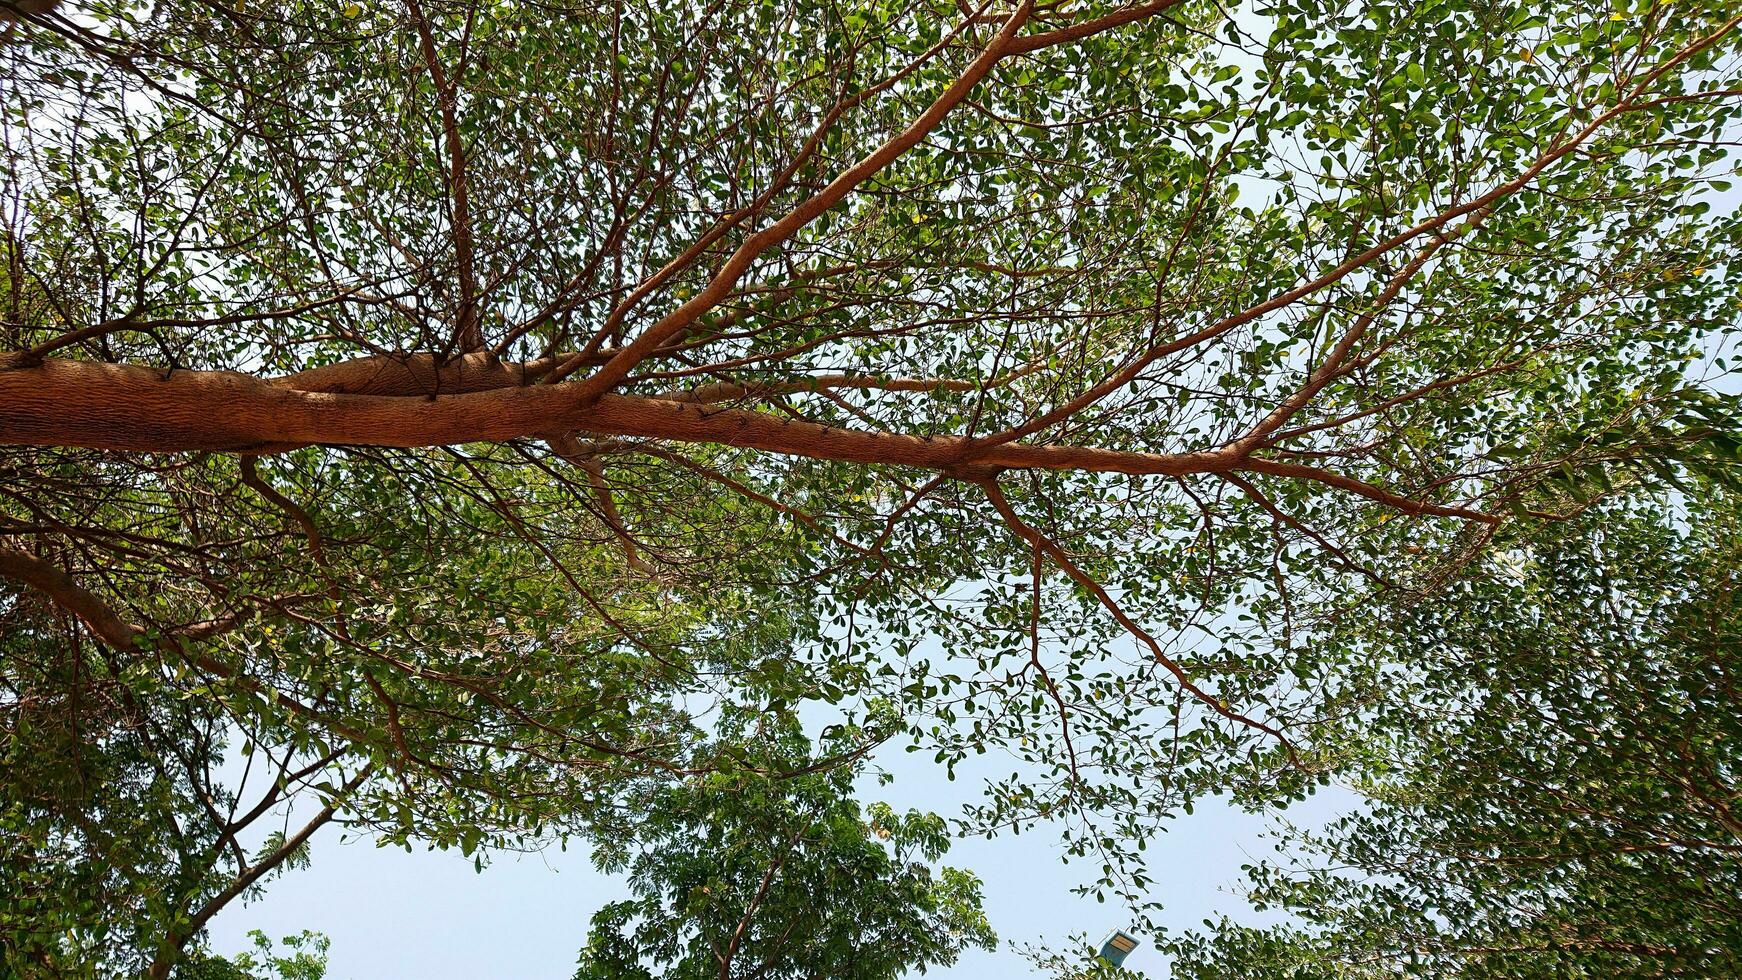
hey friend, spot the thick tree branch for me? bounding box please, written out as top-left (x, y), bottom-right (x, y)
top-left (0, 356), bottom-right (1500, 524)
top-left (1004, 0), bottom-right (1186, 54)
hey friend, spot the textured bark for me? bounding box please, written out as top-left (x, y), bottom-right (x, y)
top-left (0, 355), bottom-right (1212, 472)
top-left (0, 0), bottom-right (62, 21)
top-left (281, 350), bottom-right (570, 395)
top-left (0, 354), bottom-right (1499, 522)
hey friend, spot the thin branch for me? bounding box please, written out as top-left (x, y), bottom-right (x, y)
top-left (559, 3), bottom-right (1036, 399)
top-left (549, 432), bottom-right (658, 575)
top-left (1240, 458), bottom-right (1499, 524)
top-left (407, 0), bottom-right (483, 352)
top-left (146, 763), bottom-right (375, 980)
top-left (977, 478), bottom-right (1298, 757)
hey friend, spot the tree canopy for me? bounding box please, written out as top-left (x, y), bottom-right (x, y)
top-left (0, 0), bottom-right (1739, 975)
top-left (1161, 483), bottom-right (1742, 978)
top-left (573, 723), bottom-right (994, 980)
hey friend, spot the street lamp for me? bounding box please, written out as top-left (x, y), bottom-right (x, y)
top-left (1097, 930), bottom-right (1140, 968)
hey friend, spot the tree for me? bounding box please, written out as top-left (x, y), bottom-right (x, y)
top-left (180, 932), bottom-right (330, 980)
top-left (1162, 484), bottom-right (1742, 978)
top-left (573, 723), bottom-right (994, 979)
top-left (1, 0), bottom-right (1740, 971)
top-left (0, 542), bottom-right (365, 978)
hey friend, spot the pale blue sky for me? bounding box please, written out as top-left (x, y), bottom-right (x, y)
top-left (207, 726), bottom-right (1354, 979)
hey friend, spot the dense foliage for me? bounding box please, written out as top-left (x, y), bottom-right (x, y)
top-left (1162, 487), bottom-right (1742, 978)
top-left (1, 0), bottom-right (1739, 975)
top-left (574, 725), bottom-right (994, 979)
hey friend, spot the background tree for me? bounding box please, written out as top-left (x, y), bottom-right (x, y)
top-left (0, 0), bottom-right (1740, 971)
top-left (573, 721), bottom-right (994, 980)
top-left (1161, 483), bottom-right (1742, 978)
top-left (180, 932), bottom-right (330, 980)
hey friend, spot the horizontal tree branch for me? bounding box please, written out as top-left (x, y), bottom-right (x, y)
top-left (0, 356), bottom-right (1496, 522)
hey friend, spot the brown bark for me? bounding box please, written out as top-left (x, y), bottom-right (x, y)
top-left (407, 0), bottom-right (483, 352)
top-left (0, 354), bottom-right (1497, 521)
top-left (0, 545), bottom-right (141, 650)
top-left (0, 0), bottom-right (61, 21)
top-left (560, 4), bottom-right (1036, 400)
top-left (0, 354), bottom-right (1197, 467)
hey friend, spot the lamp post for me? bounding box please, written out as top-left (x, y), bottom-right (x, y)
top-left (1097, 930), bottom-right (1140, 969)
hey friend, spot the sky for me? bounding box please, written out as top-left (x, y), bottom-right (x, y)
top-left (206, 717), bottom-right (1356, 979)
